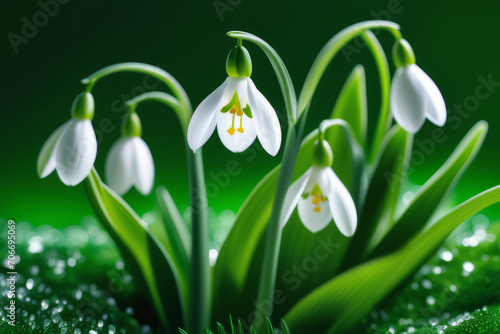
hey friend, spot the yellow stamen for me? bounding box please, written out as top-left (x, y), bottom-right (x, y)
top-left (229, 104), bottom-right (238, 114)
top-left (310, 183), bottom-right (326, 213)
top-left (227, 112), bottom-right (236, 135)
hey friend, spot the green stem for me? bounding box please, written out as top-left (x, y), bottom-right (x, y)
top-left (319, 119), bottom-right (366, 206)
top-left (82, 63), bottom-right (210, 333)
top-left (297, 20), bottom-right (400, 116)
top-left (360, 31), bottom-right (392, 164)
top-left (125, 91), bottom-right (190, 132)
top-left (255, 107), bottom-right (309, 330)
top-left (227, 31), bottom-right (298, 123)
top-left (82, 62), bottom-right (192, 112)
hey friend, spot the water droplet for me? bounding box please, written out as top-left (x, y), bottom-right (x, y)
top-left (440, 251), bottom-right (453, 262)
top-left (209, 249), bottom-right (219, 266)
top-left (125, 307), bottom-right (134, 315)
top-left (98, 320), bottom-right (104, 328)
top-left (450, 284), bottom-right (457, 292)
top-left (426, 296), bottom-right (435, 305)
top-left (74, 290), bottom-right (82, 301)
top-left (463, 261), bottom-right (475, 272)
top-left (67, 258), bottom-right (77, 267)
top-left (75, 329), bottom-right (81, 334)
top-left (52, 313), bottom-right (61, 323)
top-left (432, 266), bottom-right (442, 275)
top-left (26, 278), bottom-right (34, 290)
top-left (44, 318), bottom-right (51, 327)
top-left (422, 279), bottom-right (433, 289)
top-left (41, 299), bottom-right (49, 310)
top-left (115, 261), bottom-right (125, 270)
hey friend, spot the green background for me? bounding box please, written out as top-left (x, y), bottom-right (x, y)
top-left (2, 0), bottom-right (499, 228)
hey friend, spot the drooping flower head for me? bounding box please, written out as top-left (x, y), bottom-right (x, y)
top-left (280, 139), bottom-right (357, 235)
top-left (105, 111), bottom-right (155, 195)
top-left (390, 39), bottom-right (447, 133)
top-left (37, 92), bottom-right (97, 186)
top-left (187, 43), bottom-right (282, 155)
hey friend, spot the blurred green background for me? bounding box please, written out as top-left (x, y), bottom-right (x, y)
top-left (1, 0), bottom-right (499, 228)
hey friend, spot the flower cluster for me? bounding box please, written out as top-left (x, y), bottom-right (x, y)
top-left (38, 37), bottom-right (446, 238)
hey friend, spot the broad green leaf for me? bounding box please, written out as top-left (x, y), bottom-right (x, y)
top-left (211, 167), bottom-right (280, 321)
top-left (85, 168), bottom-right (185, 332)
top-left (370, 121), bottom-right (488, 259)
top-left (330, 64), bottom-right (367, 145)
top-left (156, 186), bottom-right (191, 284)
top-left (284, 184), bottom-right (500, 333)
top-left (340, 125), bottom-right (412, 268)
top-left (326, 65), bottom-right (367, 190)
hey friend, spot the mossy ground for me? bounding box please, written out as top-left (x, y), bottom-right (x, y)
top-left (1, 213), bottom-right (499, 333)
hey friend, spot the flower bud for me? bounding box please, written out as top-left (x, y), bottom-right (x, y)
top-left (71, 92), bottom-right (95, 120)
top-left (312, 140), bottom-right (333, 167)
top-left (226, 45), bottom-right (253, 77)
top-left (121, 111), bottom-right (142, 137)
top-left (392, 38), bottom-right (416, 68)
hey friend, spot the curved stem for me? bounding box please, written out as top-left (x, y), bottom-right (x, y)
top-left (125, 91), bottom-right (190, 133)
top-left (360, 31), bottom-right (392, 164)
top-left (82, 63), bottom-right (210, 333)
top-left (82, 62), bottom-right (192, 112)
top-left (319, 119), bottom-right (367, 205)
top-left (227, 31), bottom-right (298, 124)
top-left (297, 20), bottom-right (400, 116)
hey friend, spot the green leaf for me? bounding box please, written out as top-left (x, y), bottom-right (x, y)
top-left (212, 167), bottom-right (280, 321)
top-left (265, 318), bottom-right (274, 334)
top-left (217, 322), bottom-right (225, 334)
top-left (156, 186), bottom-right (191, 275)
top-left (280, 319), bottom-right (290, 334)
top-left (85, 168), bottom-right (185, 332)
top-left (330, 64), bottom-right (367, 145)
top-left (341, 125), bottom-right (412, 268)
top-left (284, 184), bottom-right (500, 333)
top-left (179, 329), bottom-right (188, 334)
top-left (370, 121), bottom-right (488, 258)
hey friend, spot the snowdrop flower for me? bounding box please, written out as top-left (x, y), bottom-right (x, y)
top-left (37, 92), bottom-right (97, 186)
top-left (105, 111), bottom-right (154, 195)
top-left (280, 140), bottom-right (357, 235)
top-left (390, 39), bottom-right (446, 133)
top-left (187, 44), bottom-right (281, 155)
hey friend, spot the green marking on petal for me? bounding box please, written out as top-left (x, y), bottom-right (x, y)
top-left (221, 91), bottom-right (240, 113)
top-left (243, 104), bottom-right (253, 119)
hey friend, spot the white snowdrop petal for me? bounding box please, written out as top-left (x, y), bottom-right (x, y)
top-left (390, 67), bottom-right (426, 133)
top-left (247, 79), bottom-right (282, 156)
top-left (130, 137), bottom-right (155, 195)
top-left (37, 120), bottom-right (71, 178)
top-left (105, 138), bottom-right (134, 195)
top-left (409, 65), bottom-right (447, 126)
top-left (280, 168), bottom-right (313, 228)
top-left (297, 196), bottom-right (332, 233)
top-left (216, 113), bottom-right (256, 153)
top-left (55, 119), bottom-right (97, 186)
top-left (325, 168), bottom-right (357, 237)
top-left (187, 79), bottom-right (229, 152)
